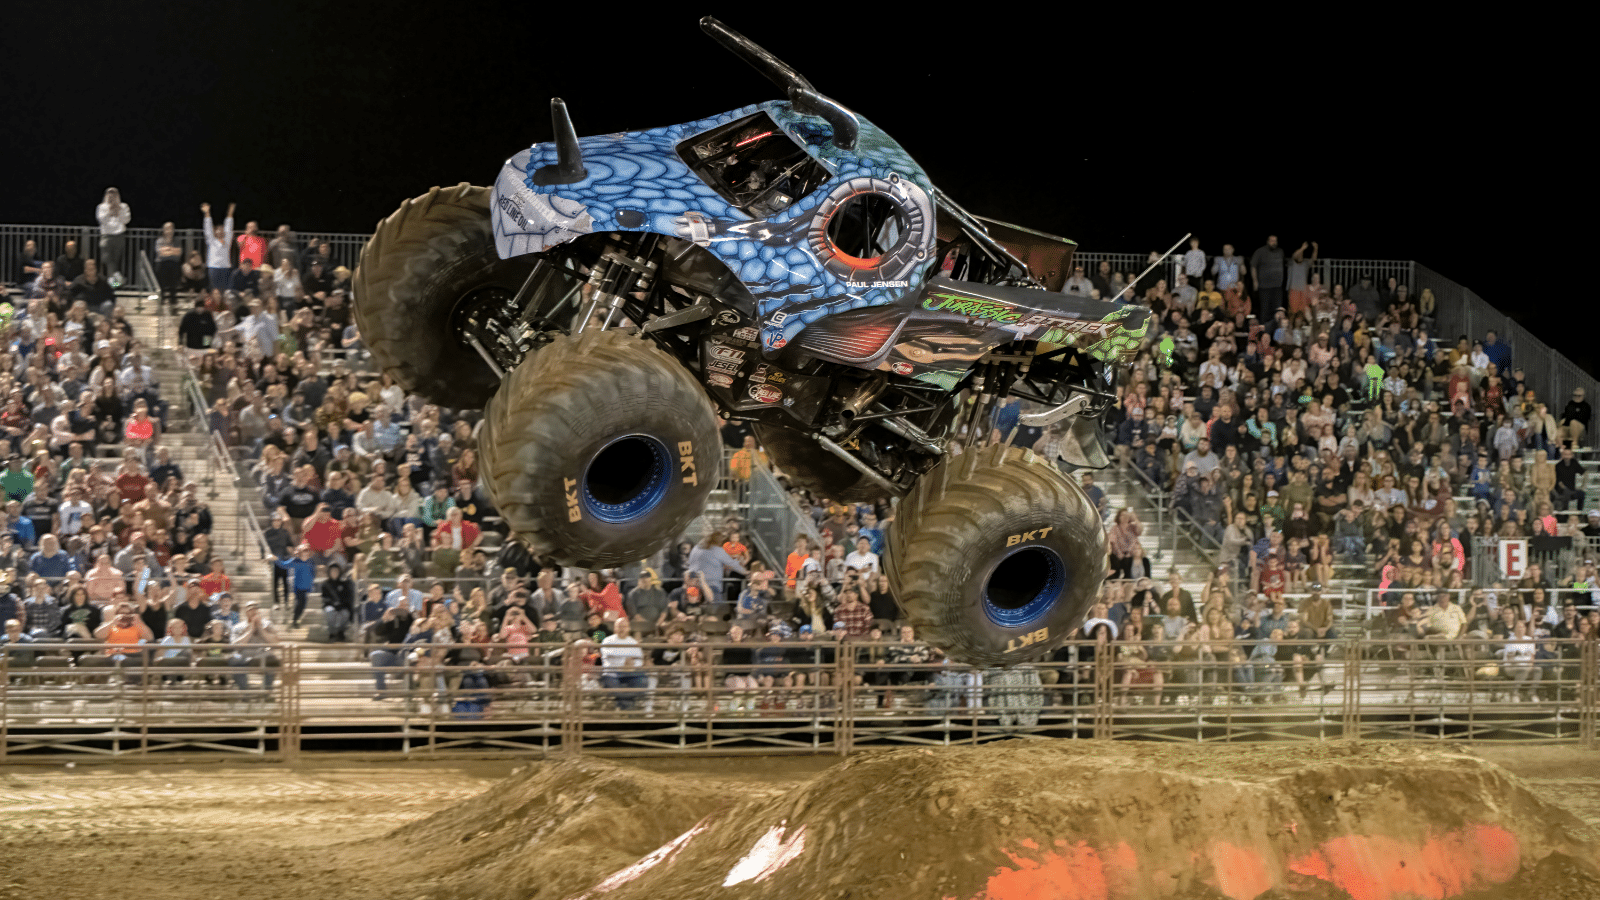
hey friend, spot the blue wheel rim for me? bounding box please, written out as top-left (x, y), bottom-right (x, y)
top-left (981, 545), bottom-right (1067, 628)
top-left (581, 434), bottom-right (672, 524)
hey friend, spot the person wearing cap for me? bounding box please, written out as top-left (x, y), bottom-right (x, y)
top-left (228, 601), bottom-right (280, 694)
top-left (626, 569), bottom-right (669, 635)
top-left (273, 544), bottom-right (317, 628)
top-left (321, 562), bottom-right (357, 642)
top-left (736, 569), bottom-right (775, 625)
top-left (1559, 388), bottom-right (1591, 447)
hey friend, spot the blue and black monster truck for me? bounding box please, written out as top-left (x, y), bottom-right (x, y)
top-left (352, 18), bottom-right (1150, 666)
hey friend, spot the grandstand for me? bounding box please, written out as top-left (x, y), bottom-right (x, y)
top-left (1, 227), bottom-right (1597, 759)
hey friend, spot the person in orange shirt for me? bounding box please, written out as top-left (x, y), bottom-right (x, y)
top-left (722, 529), bottom-right (749, 565)
top-left (784, 534), bottom-right (812, 595)
top-left (727, 435), bottom-right (768, 481)
top-left (199, 557), bottom-right (232, 599)
top-left (94, 601), bottom-right (154, 675)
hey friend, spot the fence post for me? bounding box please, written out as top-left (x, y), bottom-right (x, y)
top-left (560, 644), bottom-right (583, 756)
top-left (0, 655), bottom-right (7, 760)
top-left (1094, 646), bottom-right (1114, 739)
top-left (835, 651), bottom-right (855, 756)
top-left (280, 645), bottom-right (300, 762)
top-left (1582, 640), bottom-right (1597, 751)
top-left (1342, 638), bottom-right (1361, 740)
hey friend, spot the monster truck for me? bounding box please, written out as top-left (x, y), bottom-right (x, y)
top-left (352, 17), bottom-right (1150, 666)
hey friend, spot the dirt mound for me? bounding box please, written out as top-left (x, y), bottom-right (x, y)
top-left (447, 744), bottom-right (1597, 900)
top-left (365, 758), bottom-right (768, 900)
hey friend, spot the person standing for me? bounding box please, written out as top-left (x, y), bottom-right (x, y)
top-left (201, 202), bottom-right (235, 291)
top-left (1251, 235), bottom-right (1286, 321)
top-left (154, 222), bottom-right (184, 309)
top-left (96, 188), bottom-right (132, 285)
top-left (236, 221), bottom-right (268, 269)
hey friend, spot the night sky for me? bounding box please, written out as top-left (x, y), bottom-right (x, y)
top-left (4, 3), bottom-right (1587, 373)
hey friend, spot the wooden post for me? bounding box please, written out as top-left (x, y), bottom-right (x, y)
top-left (560, 643), bottom-right (582, 756)
top-left (1582, 640), bottom-right (1597, 750)
top-left (280, 645), bottom-right (300, 762)
top-left (1342, 638), bottom-right (1360, 740)
top-left (1094, 645), bottom-right (1113, 740)
top-left (1, 655), bottom-right (8, 761)
top-left (835, 651), bottom-right (855, 756)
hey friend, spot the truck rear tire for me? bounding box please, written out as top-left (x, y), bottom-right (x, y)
top-left (884, 443), bottom-right (1105, 667)
top-left (477, 329), bottom-right (720, 568)
top-left (353, 183), bottom-right (531, 409)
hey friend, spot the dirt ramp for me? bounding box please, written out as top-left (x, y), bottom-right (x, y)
top-left (555, 744), bottom-right (1598, 900)
top-left (377, 758), bottom-right (763, 900)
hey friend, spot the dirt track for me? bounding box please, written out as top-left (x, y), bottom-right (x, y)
top-left (0, 747), bottom-right (1595, 900)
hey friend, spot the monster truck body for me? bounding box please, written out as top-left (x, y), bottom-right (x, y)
top-left (354, 17), bottom-right (1150, 665)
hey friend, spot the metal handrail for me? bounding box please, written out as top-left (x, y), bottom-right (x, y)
top-left (171, 334), bottom-right (275, 564)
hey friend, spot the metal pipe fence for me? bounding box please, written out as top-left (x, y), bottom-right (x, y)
top-left (4, 637), bottom-right (1594, 759)
top-left (1421, 262), bottom-right (1599, 446)
top-left (1, 223), bottom-right (370, 291)
top-left (1071, 251), bottom-right (1413, 298)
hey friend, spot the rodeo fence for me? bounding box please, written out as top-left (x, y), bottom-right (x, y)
top-left (2, 637), bottom-right (1594, 761)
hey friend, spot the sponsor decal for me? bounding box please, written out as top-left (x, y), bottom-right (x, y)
top-left (1005, 526), bottom-right (1055, 546)
top-left (766, 311), bottom-right (789, 326)
top-left (1004, 627), bottom-right (1050, 653)
top-left (749, 384), bottom-right (783, 404)
top-left (564, 477), bottom-right (581, 522)
top-left (767, 370), bottom-right (786, 384)
top-left (733, 326), bottom-right (758, 341)
top-left (677, 440), bottom-right (698, 486)
top-left (748, 364), bottom-right (768, 383)
top-left (715, 310), bottom-right (741, 325)
top-left (497, 195), bottom-right (530, 231)
top-left (920, 291), bottom-right (1023, 324)
top-left (710, 344), bottom-right (744, 363)
top-left (708, 359), bottom-right (740, 375)
top-left (768, 337), bottom-right (787, 349)
top-left (891, 361), bottom-right (914, 376)
top-left (846, 280), bottom-right (910, 289)
top-left (1018, 313), bottom-right (1113, 339)
top-left (707, 372), bottom-right (733, 388)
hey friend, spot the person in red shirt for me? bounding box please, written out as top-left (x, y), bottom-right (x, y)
top-left (428, 506), bottom-right (481, 577)
top-left (199, 557), bottom-right (232, 599)
top-left (114, 458), bottom-right (150, 505)
top-left (1257, 552), bottom-right (1288, 603)
top-left (581, 570), bottom-right (624, 621)
top-left (235, 221), bottom-right (267, 268)
top-left (302, 504), bottom-right (344, 565)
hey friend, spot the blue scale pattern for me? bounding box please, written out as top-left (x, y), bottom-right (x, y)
top-left (505, 101), bottom-right (939, 353)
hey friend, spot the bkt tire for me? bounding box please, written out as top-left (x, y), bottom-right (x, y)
top-left (353, 183), bottom-right (532, 409)
top-left (884, 443), bottom-right (1105, 668)
top-left (751, 424), bottom-right (885, 503)
top-left (477, 330), bottom-right (720, 569)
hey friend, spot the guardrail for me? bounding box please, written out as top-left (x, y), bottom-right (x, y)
top-left (4, 637), bottom-right (1593, 759)
top-left (1, 224), bottom-right (369, 292)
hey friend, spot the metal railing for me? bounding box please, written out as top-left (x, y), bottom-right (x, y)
top-left (1, 223), bottom-right (369, 292)
top-left (1420, 262), bottom-right (1598, 446)
top-left (1071, 251), bottom-right (1413, 299)
top-left (1353, 585), bottom-right (1599, 621)
top-left (172, 341), bottom-right (277, 565)
top-left (3, 636), bottom-right (1594, 759)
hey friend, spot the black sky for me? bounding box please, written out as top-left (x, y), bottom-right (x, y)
top-left (4, 3), bottom-right (1589, 373)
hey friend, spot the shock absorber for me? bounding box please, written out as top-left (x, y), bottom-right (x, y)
top-left (578, 234), bottom-right (660, 332)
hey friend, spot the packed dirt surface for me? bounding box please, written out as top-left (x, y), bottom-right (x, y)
top-left (0, 746), bottom-right (1595, 900)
